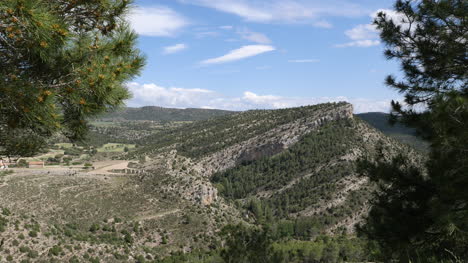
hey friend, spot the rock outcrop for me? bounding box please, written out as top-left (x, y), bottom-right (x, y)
top-left (199, 103), bottom-right (354, 176)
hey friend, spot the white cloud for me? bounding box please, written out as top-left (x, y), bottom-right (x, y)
top-left (126, 82), bottom-right (394, 113)
top-left (201, 45), bottom-right (275, 65)
top-left (336, 8), bottom-right (408, 48)
top-left (127, 82), bottom-right (215, 108)
top-left (178, 0), bottom-right (365, 26)
top-left (129, 7), bottom-right (189, 37)
top-left (335, 40), bottom-right (380, 48)
top-left (163, 43), bottom-right (188, 54)
top-left (313, 20), bottom-right (333, 29)
top-left (345, 24), bottom-right (378, 40)
top-left (220, 25), bottom-right (234, 30)
top-left (336, 13), bottom-right (379, 48)
top-left (195, 31), bottom-right (220, 38)
top-left (243, 91), bottom-right (282, 105)
top-left (288, 59), bottom-right (320, 63)
top-left (237, 28), bottom-right (272, 44)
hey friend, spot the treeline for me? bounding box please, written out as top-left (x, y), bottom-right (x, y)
top-left (130, 103), bottom-right (350, 159)
top-left (96, 107), bottom-right (236, 122)
top-left (159, 224), bottom-right (380, 263)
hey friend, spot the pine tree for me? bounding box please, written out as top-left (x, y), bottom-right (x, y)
top-left (0, 0), bottom-right (145, 157)
top-left (359, 0), bottom-right (467, 261)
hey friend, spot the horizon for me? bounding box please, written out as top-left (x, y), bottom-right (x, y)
top-left (125, 0), bottom-right (402, 114)
top-left (117, 101), bottom-right (389, 114)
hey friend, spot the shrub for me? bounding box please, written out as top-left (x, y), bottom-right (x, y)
top-left (64, 148), bottom-right (82, 156)
top-left (28, 231), bottom-right (38, 238)
top-left (27, 250), bottom-right (39, 258)
top-left (48, 245), bottom-right (62, 256)
top-left (2, 208), bottom-right (11, 216)
top-left (69, 256), bottom-right (80, 263)
top-left (19, 246), bottom-right (30, 253)
top-left (17, 159), bottom-right (28, 168)
top-left (89, 223), bottom-right (100, 232)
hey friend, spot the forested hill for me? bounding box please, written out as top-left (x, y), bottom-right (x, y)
top-left (356, 112), bottom-right (429, 152)
top-left (96, 106), bottom-right (236, 122)
top-left (128, 102), bottom-right (422, 236)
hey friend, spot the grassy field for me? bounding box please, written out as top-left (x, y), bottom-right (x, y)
top-left (55, 143), bottom-right (74, 149)
top-left (97, 143), bottom-right (136, 153)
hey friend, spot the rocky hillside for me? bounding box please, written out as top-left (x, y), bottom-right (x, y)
top-left (131, 102), bottom-right (420, 235)
top-left (0, 102), bottom-right (422, 262)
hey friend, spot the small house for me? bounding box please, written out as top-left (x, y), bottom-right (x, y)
top-left (28, 161), bottom-right (45, 168)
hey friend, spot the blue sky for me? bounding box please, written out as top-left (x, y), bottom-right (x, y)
top-left (126, 0), bottom-right (403, 113)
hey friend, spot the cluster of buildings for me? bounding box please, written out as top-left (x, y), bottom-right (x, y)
top-left (0, 158), bottom-right (45, 169)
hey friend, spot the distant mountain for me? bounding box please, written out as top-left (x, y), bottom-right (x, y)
top-left (96, 106), bottom-right (236, 122)
top-left (356, 112), bottom-right (429, 152)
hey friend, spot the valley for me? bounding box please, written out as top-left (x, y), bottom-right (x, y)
top-left (0, 103), bottom-right (423, 262)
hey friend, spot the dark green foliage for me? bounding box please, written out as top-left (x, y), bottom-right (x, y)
top-left (158, 251), bottom-right (222, 263)
top-left (28, 230), bottom-right (37, 238)
top-left (217, 224), bottom-right (377, 263)
top-left (2, 208), bottom-right (10, 216)
top-left (0, 0), bottom-right (145, 157)
top-left (360, 0), bottom-right (468, 261)
top-left (358, 155), bottom-right (437, 261)
top-left (27, 250), bottom-right (38, 259)
top-left (19, 246), bottom-right (29, 253)
top-left (89, 223), bottom-right (100, 233)
top-left (220, 224), bottom-right (273, 263)
top-left (48, 245), bottom-right (62, 257)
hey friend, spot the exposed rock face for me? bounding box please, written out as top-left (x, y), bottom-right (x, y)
top-left (199, 103), bottom-right (354, 176)
top-left (195, 184), bottom-right (218, 206)
top-left (237, 143), bottom-right (285, 164)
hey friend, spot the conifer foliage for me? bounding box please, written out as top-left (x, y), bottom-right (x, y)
top-left (360, 0), bottom-right (467, 261)
top-left (0, 0), bottom-right (145, 157)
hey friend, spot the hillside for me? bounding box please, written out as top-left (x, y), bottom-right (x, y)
top-left (356, 112), bottom-right (429, 152)
top-left (0, 103), bottom-right (422, 262)
top-left (130, 102), bottom-right (420, 235)
top-left (96, 106), bottom-right (236, 122)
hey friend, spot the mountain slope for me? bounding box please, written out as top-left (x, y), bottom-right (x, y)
top-left (211, 117), bottom-right (418, 234)
top-left (131, 103), bottom-right (421, 235)
top-left (0, 103), bottom-right (422, 261)
top-left (356, 112), bottom-right (429, 152)
top-left (96, 106), bottom-right (236, 122)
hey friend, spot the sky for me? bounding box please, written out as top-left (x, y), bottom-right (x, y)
top-left (126, 0), bottom-right (403, 113)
